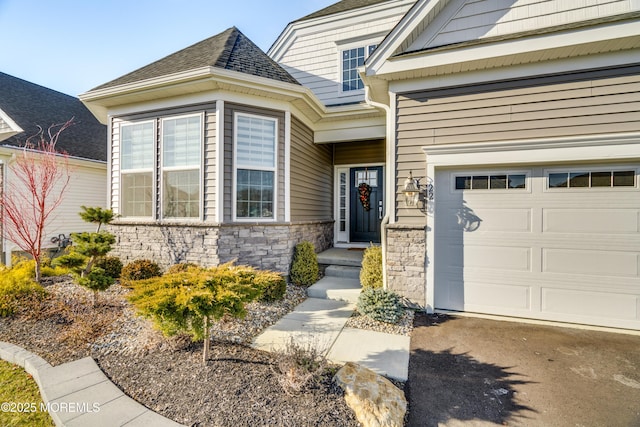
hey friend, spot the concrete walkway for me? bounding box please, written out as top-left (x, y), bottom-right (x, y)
top-left (253, 269), bottom-right (411, 381)
top-left (0, 341), bottom-right (183, 427)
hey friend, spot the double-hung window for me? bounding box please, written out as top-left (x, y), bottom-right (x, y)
top-left (120, 121), bottom-right (154, 217)
top-left (161, 114), bottom-right (202, 219)
top-left (341, 45), bottom-right (376, 92)
top-left (234, 114), bottom-right (277, 220)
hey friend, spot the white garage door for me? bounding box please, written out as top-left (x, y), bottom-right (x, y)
top-left (434, 164), bottom-right (640, 330)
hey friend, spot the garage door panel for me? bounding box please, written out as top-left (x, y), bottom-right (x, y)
top-left (465, 282), bottom-right (531, 310)
top-left (542, 248), bottom-right (639, 277)
top-left (541, 287), bottom-right (638, 321)
top-left (543, 208), bottom-right (640, 233)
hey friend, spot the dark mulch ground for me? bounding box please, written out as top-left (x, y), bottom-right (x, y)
top-left (0, 280), bottom-right (359, 427)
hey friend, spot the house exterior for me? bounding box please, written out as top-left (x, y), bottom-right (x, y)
top-left (0, 72), bottom-right (107, 264)
top-left (81, 0), bottom-right (640, 330)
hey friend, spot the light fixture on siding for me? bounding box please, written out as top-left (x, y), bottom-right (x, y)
top-left (402, 171), bottom-right (420, 207)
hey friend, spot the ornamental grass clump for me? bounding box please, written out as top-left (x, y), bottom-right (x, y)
top-left (356, 287), bottom-right (404, 324)
top-left (289, 241), bottom-right (319, 286)
top-left (360, 245), bottom-right (383, 289)
top-left (127, 262), bottom-right (265, 363)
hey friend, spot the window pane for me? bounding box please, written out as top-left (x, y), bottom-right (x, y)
top-left (236, 169), bottom-right (274, 218)
top-left (508, 174), bottom-right (526, 189)
top-left (472, 176), bottom-right (488, 189)
top-left (236, 116), bottom-right (276, 168)
top-left (490, 175), bottom-right (507, 189)
top-left (455, 176), bottom-right (471, 190)
top-left (121, 173), bottom-right (153, 217)
top-left (162, 116), bottom-right (201, 168)
top-left (341, 47), bottom-right (367, 92)
top-left (121, 122), bottom-right (154, 170)
top-left (163, 169), bottom-right (199, 218)
top-left (591, 171), bottom-right (612, 187)
top-left (613, 171), bottom-right (635, 187)
top-left (569, 172), bottom-right (589, 187)
top-left (549, 173), bottom-right (568, 188)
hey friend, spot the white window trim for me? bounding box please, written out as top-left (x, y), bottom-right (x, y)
top-left (338, 42), bottom-right (378, 95)
top-left (543, 165), bottom-right (639, 192)
top-left (232, 112), bottom-right (278, 222)
top-left (159, 113), bottom-right (204, 221)
top-left (119, 119), bottom-right (156, 220)
top-left (450, 170), bottom-right (531, 193)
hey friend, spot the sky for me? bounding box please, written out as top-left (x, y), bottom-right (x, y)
top-left (0, 0), bottom-right (336, 96)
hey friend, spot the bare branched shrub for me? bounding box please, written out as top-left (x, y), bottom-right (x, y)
top-left (272, 337), bottom-right (328, 395)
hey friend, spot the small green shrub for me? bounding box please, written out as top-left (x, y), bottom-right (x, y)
top-left (360, 245), bottom-right (383, 289)
top-left (0, 262), bottom-right (46, 317)
top-left (254, 270), bottom-right (287, 302)
top-left (77, 267), bottom-right (114, 292)
top-left (166, 262), bottom-right (199, 275)
top-left (356, 287), bottom-right (404, 324)
top-left (94, 256), bottom-right (123, 279)
top-left (121, 259), bottom-right (162, 282)
top-left (289, 241), bottom-right (319, 286)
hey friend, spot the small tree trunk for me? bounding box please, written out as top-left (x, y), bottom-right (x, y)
top-left (34, 259), bottom-right (42, 283)
top-left (202, 315), bottom-right (210, 364)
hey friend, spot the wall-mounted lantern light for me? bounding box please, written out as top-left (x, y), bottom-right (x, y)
top-left (402, 171), bottom-right (420, 207)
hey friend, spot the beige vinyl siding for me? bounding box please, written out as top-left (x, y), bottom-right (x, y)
top-left (223, 103), bottom-right (286, 222)
top-left (290, 116), bottom-right (332, 221)
top-left (334, 139), bottom-right (385, 165)
top-left (204, 110), bottom-right (216, 221)
top-left (395, 65), bottom-right (640, 222)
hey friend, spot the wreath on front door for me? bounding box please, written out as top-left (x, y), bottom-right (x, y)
top-left (358, 182), bottom-right (371, 211)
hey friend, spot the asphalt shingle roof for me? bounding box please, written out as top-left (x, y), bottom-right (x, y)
top-left (0, 72), bottom-right (107, 162)
top-left (93, 27), bottom-right (299, 91)
top-left (295, 0), bottom-right (392, 22)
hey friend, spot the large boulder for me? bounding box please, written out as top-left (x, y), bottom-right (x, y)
top-left (334, 362), bottom-right (407, 427)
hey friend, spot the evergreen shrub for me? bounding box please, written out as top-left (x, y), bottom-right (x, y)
top-left (356, 287), bottom-right (404, 324)
top-left (254, 270), bottom-right (287, 302)
top-left (289, 241), bottom-right (319, 286)
top-left (360, 245), bottom-right (383, 289)
top-left (121, 259), bottom-right (162, 282)
top-left (94, 256), bottom-right (123, 279)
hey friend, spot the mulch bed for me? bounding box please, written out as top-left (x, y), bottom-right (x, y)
top-left (0, 279), bottom-right (359, 426)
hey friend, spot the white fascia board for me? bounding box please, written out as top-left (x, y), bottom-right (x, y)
top-left (315, 124), bottom-right (386, 144)
top-left (389, 49), bottom-right (640, 94)
top-left (375, 19), bottom-right (640, 77)
top-left (366, 0), bottom-right (441, 74)
top-left (0, 107), bottom-right (24, 141)
top-left (423, 133), bottom-right (640, 167)
top-left (269, 0), bottom-right (415, 61)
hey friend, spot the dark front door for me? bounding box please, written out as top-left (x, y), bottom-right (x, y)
top-left (350, 167), bottom-right (383, 243)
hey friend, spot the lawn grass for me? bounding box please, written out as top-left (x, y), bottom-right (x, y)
top-left (0, 359), bottom-right (55, 427)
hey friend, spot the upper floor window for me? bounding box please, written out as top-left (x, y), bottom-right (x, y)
top-left (120, 121), bottom-right (154, 218)
top-left (342, 45), bottom-right (376, 92)
top-left (234, 113), bottom-right (277, 220)
top-left (161, 115), bottom-right (202, 219)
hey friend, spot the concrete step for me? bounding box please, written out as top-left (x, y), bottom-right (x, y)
top-left (317, 248), bottom-right (363, 267)
top-left (307, 276), bottom-right (361, 304)
top-left (325, 264), bottom-right (361, 279)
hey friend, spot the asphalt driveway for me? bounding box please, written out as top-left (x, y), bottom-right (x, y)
top-left (407, 314), bottom-right (640, 427)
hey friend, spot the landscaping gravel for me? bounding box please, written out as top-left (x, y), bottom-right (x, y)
top-left (0, 278), bottom-right (412, 426)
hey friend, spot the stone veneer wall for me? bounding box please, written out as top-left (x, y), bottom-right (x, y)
top-left (385, 224), bottom-right (427, 306)
top-left (107, 220), bottom-right (333, 274)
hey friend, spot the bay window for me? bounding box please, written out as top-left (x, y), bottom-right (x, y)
top-left (120, 121), bottom-right (154, 217)
top-left (234, 114), bottom-right (277, 220)
top-left (161, 114), bottom-right (202, 219)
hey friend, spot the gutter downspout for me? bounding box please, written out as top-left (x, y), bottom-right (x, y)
top-left (364, 85), bottom-right (392, 290)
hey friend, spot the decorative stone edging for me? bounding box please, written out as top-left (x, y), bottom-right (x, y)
top-left (0, 341), bottom-right (183, 427)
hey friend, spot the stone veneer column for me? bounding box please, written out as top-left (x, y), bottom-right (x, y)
top-left (384, 224), bottom-right (427, 306)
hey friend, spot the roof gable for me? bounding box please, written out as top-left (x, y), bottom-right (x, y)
top-left (295, 0), bottom-right (392, 22)
top-left (0, 72), bottom-right (107, 161)
top-left (94, 27), bottom-right (299, 91)
top-left (366, 0), bottom-right (640, 81)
